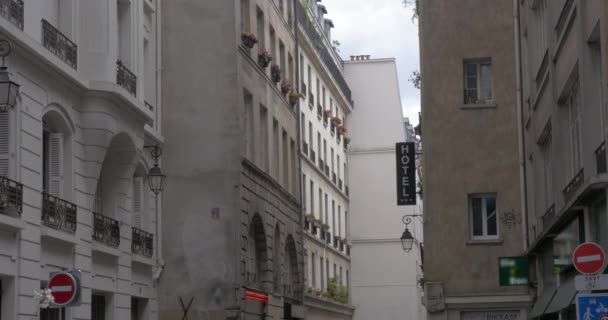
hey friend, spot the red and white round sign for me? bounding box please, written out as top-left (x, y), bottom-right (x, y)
top-left (48, 272), bottom-right (78, 306)
top-left (573, 242), bottom-right (607, 275)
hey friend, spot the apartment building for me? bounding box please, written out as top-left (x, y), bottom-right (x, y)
top-left (419, 1), bottom-right (532, 319)
top-left (160, 0), bottom-right (304, 319)
top-left (519, 0), bottom-right (606, 319)
top-left (344, 56), bottom-right (424, 320)
top-left (296, 1), bottom-right (355, 319)
top-left (0, 0), bottom-right (163, 319)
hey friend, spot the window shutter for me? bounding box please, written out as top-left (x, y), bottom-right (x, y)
top-left (48, 133), bottom-right (64, 197)
top-left (0, 112), bottom-right (9, 177)
top-left (132, 177), bottom-right (143, 229)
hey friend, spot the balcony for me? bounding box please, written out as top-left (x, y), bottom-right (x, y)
top-left (303, 141), bottom-right (309, 157)
top-left (338, 179), bottom-right (343, 190)
top-left (0, 176), bottom-right (22, 217)
top-left (41, 19), bottom-right (77, 69)
top-left (596, 141), bottom-right (606, 174)
top-left (42, 193), bottom-right (77, 234)
top-left (563, 168), bottom-right (584, 197)
top-left (542, 204), bottom-right (555, 232)
top-left (93, 213), bottom-right (120, 247)
top-left (0, 0), bottom-right (23, 30)
top-left (310, 150), bottom-right (316, 163)
top-left (117, 61), bottom-right (137, 96)
top-left (132, 227), bottom-right (153, 257)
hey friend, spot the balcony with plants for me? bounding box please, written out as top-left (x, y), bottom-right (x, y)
top-left (305, 277), bottom-right (350, 305)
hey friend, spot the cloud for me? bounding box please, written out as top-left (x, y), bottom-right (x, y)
top-left (321, 0), bottom-right (421, 125)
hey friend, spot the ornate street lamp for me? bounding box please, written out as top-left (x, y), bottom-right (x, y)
top-left (0, 40), bottom-right (20, 112)
top-left (145, 145), bottom-right (166, 195)
top-left (401, 215), bottom-right (422, 253)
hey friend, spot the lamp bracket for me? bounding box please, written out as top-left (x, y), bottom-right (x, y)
top-left (144, 145), bottom-right (162, 162)
top-left (402, 214), bottom-right (423, 227)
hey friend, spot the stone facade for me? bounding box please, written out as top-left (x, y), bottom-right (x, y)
top-left (0, 0), bottom-right (163, 319)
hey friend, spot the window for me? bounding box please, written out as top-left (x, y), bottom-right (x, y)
top-left (346, 270), bottom-right (349, 288)
top-left (326, 259), bottom-right (329, 290)
top-left (240, 0), bottom-right (250, 33)
top-left (345, 211), bottom-right (348, 239)
top-left (302, 174), bottom-right (307, 211)
top-left (260, 105), bottom-right (269, 171)
top-left (311, 252), bottom-right (316, 288)
top-left (338, 205), bottom-right (341, 237)
top-left (273, 225), bottom-right (281, 292)
top-left (318, 188), bottom-right (323, 220)
top-left (340, 266), bottom-right (343, 284)
top-left (563, 80), bottom-right (582, 178)
top-left (316, 78), bottom-right (320, 106)
top-left (279, 41), bottom-right (286, 79)
top-left (469, 194), bottom-right (498, 240)
top-left (320, 257), bottom-right (324, 290)
top-left (243, 90), bottom-right (254, 160)
top-left (290, 139), bottom-right (296, 193)
top-left (282, 129), bottom-right (288, 187)
top-left (256, 7), bottom-right (265, 48)
top-left (332, 200), bottom-right (335, 235)
top-left (541, 130), bottom-right (553, 209)
top-left (42, 120), bottom-right (66, 198)
top-left (41, 282), bottom-right (66, 320)
top-left (269, 25), bottom-right (276, 61)
top-left (464, 59), bottom-right (493, 104)
top-left (91, 294), bottom-right (106, 320)
top-left (117, 1), bottom-right (132, 67)
top-left (301, 113), bottom-right (306, 147)
top-left (288, 53), bottom-right (294, 86)
top-left (533, 0), bottom-right (547, 68)
top-left (310, 180), bottom-right (314, 215)
top-left (324, 193), bottom-right (328, 225)
top-left (0, 112), bottom-right (10, 177)
top-left (132, 176), bottom-right (144, 230)
top-left (273, 119), bottom-right (280, 178)
top-left (308, 122), bottom-right (313, 154)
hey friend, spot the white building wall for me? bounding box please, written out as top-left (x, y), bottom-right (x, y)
top-left (345, 58), bottom-right (425, 320)
top-left (0, 1), bottom-right (163, 319)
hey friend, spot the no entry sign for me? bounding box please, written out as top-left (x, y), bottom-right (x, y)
top-left (48, 272), bottom-right (78, 306)
top-left (573, 242), bottom-right (607, 275)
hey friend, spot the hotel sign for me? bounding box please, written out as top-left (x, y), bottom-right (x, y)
top-left (461, 311), bottom-right (520, 320)
top-left (396, 142), bottom-right (416, 205)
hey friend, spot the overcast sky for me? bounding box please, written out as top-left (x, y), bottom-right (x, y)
top-left (322, 0), bottom-right (420, 125)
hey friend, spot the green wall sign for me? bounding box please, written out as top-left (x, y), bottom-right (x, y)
top-left (499, 256), bottom-right (529, 286)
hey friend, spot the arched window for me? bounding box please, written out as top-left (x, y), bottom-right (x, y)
top-left (42, 110), bottom-right (72, 199)
top-left (273, 224), bottom-right (281, 293)
top-left (284, 235), bottom-right (298, 297)
top-left (247, 214), bottom-right (268, 289)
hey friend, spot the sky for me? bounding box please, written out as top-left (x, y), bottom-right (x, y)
top-left (322, 0), bottom-right (421, 125)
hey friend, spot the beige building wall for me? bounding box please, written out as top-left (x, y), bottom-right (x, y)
top-left (419, 1), bottom-right (532, 319)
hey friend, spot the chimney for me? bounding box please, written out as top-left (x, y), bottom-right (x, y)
top-left (324, 19), bottom-right (334, 41)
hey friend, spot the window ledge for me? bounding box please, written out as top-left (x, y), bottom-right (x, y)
top-left (461, 103), bottom-right (497, 110)
top-left (466, 239), bottom-right (503, 246)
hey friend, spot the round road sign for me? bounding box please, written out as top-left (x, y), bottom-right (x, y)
top-left (573, 242), bottom-right (607, 275)
top-left (48, 272), bottom-right (78, 306)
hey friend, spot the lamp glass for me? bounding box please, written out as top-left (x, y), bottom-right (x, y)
top-left (400, 228), bottom-right (414, 252)
top-left (147, 165), bottom-right (166, 195)
top-left (0, 69), bottom-right (20, 112)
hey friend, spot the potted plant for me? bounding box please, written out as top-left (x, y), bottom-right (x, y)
top-left (288, 91), bottom-right (305, 106)
top-left (258, 49), bottom-right (272, 68)
top-left (324, 109), bottom-right (332, 117)
top-left (331, 116), bottom-right (342, 126)
top-left (321, 223), bottom-right (330, 231)
top-left (281, 80), bottom-right (292, 95)
top-left (337, 125), bottom-right (347, 134)
top-left (271, 64), bottom-right (281, 83)
top-left (343, 136), bottom-right (351, 144)
top-left (241, 32), bottom-right (258, 49)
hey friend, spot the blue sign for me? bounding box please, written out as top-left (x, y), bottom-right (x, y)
top-left (577, 293), bottom-right (608, 320)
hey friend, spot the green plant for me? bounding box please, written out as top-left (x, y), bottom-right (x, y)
top-left (305, 213), bottom-right (314, 221)
top-left (314, 218), bottom-right (323, 226)
top-left (321, 223), bottom-right (330, 230)
top-left (326, 278), bottom-right (349, 304)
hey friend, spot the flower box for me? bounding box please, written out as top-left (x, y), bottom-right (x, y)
top-left (281, 80), bottom-right (291, 95)
top-left (331, 116), bottom-right (342, 126)
top-left (288, 91), bottom-right (304, 106)
top-left (271, 64), bottom-right (281, 83)
top-left (241, 32), bottom-right (258, 49)
top-left (258, 49), bottom-right (272, 68)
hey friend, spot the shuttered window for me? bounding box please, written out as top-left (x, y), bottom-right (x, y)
top-left (132, 177), bottom-right (143, 229)
top-left (48, 133), bottom-right (64, 197)
top-left (0, 112), bottom-right (9, 177)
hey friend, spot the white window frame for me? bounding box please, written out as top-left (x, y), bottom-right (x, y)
top-left (464, 59), bottom-right (493, 105)
top-left (469, 194), bottom-right (499, 240)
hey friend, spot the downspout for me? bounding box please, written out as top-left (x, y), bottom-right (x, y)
top-left (153, 0), bottom-right (164, 283)
top-left (514, 0), bottom-right (529, 252)
top-left (293, 0), bottom-right (306, 306)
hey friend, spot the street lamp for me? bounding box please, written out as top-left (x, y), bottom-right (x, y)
top-left (0, 40), bottom-right (20, 112)
top-left (401, 215), bottom-right (422, 253)
top-left (144, 145), bottom-right (166, 195)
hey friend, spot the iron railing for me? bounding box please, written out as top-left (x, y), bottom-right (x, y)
top-left (542, 204), bottom-right (556, 232)
top-left (42, 19), bottom-right (77, 69)
top-left (42, 193), bottom-right (77, 234)
top-left (0, 176), bottom-right (22, 216)
top-left (596, 141), bottom-right (606, 174)
top-left (296, 0), bottom-right (352, 102)
top-left (132, 227), bottom-right (153, 257)
top-left (93, 213), bottom-right (120, 247)
top-left (563, 168), bottom-right (584, 196)
top-left (0, 0), bottom-right (23, 30)
top-left (117, 61), bottom-right (137, 96)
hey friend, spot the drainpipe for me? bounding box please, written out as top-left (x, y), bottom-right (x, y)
top-left (513, 0), bottom-right (529, 252)
top-left (293, 0), bottom-right (306, 306)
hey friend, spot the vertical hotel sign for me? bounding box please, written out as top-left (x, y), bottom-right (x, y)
top-left (396, 142), bottom-right (416, 205)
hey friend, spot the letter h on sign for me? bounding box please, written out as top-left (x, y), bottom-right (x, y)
top-left (396, 142), bottom-right (416, 205)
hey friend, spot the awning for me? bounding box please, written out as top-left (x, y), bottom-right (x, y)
top-left (528, 285), bottom-right (557, 319)
top-left (545, 277), bottom-right (577, 314)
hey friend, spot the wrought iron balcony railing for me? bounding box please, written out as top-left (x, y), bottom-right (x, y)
top-left (42, 193), bottom-right (77, 234)
top-left (0, 0), bottom-right (23, 30)
top-left (117, 61), bottom-right (137, 96)
top-left (563, 168), bottom-right (584, 197)
top-left (93, 212), bottom-right (120, 247)
top-left (42, 19), bottom-right (77, 69)
top-left (0, 176), bottom-right (22, 216)
top-left (596, 141), bottom-right (606, 174)
top-left (132, 227), bottom-right (153, 257)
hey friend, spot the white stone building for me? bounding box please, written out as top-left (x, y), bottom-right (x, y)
top-left (296, 1), bottom-right (354, 319)
top-left (0, 0), bottom-right (163, 319)
top-left (344, 56), bottom-right (425, 320)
